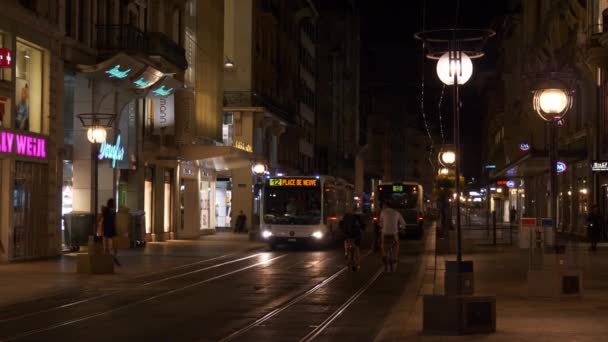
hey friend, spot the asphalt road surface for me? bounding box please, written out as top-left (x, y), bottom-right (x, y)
top-left (0, 234), bottom-right (425, 342)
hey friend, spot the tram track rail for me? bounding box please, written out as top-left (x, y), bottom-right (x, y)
top-left (0, 254), bottom-right (289, 342)
top-left (0, 251), bottom-right (269, 324)
top-left (299, 267), bottom-right (384, 342)
top-left (219, 250), bottom-right (377, 342)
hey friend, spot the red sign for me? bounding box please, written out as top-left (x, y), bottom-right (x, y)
top-left (520, 218), bottom-right (536, 226)
top-left (496, 180), bottom-right (508, 186)
top-left (0, 48), bottom-right (12, 68)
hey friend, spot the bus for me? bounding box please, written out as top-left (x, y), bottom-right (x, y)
top-left (260, 175), bottom-right (354, 248)
top-left (374, 181), bottom-right (424, 239)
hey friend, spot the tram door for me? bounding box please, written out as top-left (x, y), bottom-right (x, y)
top-left (12, 162), bottom-right (48, 260)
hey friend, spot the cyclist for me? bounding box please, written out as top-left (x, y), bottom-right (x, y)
top-left (341, 209), bottom-right (365, 269)
top-left (378, 201), bottom-right (405, 266)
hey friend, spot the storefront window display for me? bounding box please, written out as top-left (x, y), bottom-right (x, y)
top-left (164, 170), bottom-right (172, 233)
top-left (15, 40), bottom-right (44, 133)
top-left (144, 167), bottom-right (153, 234)
top-left (200, 180), bottom-right (210, 229)
top-left (215, 179), bottom-right (232, 228)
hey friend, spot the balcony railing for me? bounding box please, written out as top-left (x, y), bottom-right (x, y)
top-left (147, 32), bottom-right (188, 70)
top-left (97, 25), bottom-right (146, 53)
top-left (96, 25), bottom-right (187, 70)
top-left (223, 91), bottom-right (290, 121)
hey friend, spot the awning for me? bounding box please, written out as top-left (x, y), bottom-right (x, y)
top-left (77, 53), bottom-right (182, 96)
top-left (491, 149), bottom-right (587, 179)
top-left (179, 145), bottom-right (261, 171)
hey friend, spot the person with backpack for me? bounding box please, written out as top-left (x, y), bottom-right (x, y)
top-left (341, 210), bottom-right (365, 269)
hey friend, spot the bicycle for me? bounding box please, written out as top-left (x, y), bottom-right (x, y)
top-left (344, 238), bottom-right (359, 271)
top-left (383, 235), bottom-right (397, 272)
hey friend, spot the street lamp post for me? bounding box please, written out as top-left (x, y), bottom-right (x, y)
top-left (532, 85), bottom-right (572, 244)
top-left (78, 113), bottom-right (115, 233)
top-left (438, 147), bottom-right (456, 238)
top-left (415, 28), bottom-right (494, 294)
top-left (416, 28), bottom-right (496, 335)
top-left (437, 51), bottom-right (473, 265)
top-left (251, 162), bottom-right (267, 240)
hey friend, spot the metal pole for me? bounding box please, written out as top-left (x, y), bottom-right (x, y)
top-left (454, 70), bottom-right (462, 264)
top-left (550, 122), bottom-right (558, 244)
top-left (94, 143), bottom-right (99, 234)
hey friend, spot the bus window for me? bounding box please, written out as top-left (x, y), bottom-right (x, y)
top-left (324, 187), bottom-right (338, 222)
top-left (264, 186), bottom-right (321, 225)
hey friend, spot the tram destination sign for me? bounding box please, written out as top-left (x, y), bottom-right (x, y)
top-left (592, 160), bottom-right (608, 172)
top-left (268, 178), bottom-right (318, 187)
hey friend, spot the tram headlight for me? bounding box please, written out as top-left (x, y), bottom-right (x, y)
top-left (262, 230), bottom-right (273, 239)
top-left (312, 231), bottom-right (324, 239)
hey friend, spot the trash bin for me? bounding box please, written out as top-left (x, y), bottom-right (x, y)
top-left (129, 210), bottom-right (146, 247)
top-left (63, 212), bottom-right (94, 252)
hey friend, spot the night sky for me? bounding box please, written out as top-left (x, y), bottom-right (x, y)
top-left (359, 0), bottom-right (507, 179)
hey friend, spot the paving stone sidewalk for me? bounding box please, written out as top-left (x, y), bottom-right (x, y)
top-left (376, 230), bottom-right (608, 341)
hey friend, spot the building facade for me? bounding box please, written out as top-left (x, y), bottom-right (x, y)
top-left (481, 0), bottom-right (598, 233)
top-left (223, 0), bottom-right (320, 232)
top-left (0, 1), bottom-right (64, 261)
top-left (316, 0), bottom-right (362, 195)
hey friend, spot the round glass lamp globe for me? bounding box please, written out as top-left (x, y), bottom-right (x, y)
top-left (440, 151), bottom-right (456, 166)
top-left (436, 51), bottom-right (473, 85)
top-left (252, 163), bottom-right (266, 175)
top-left (87, 127), bottom-right (107, 144)
top-left (538, 88), bottom-right (568, 115)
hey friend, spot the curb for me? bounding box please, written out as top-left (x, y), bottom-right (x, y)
top-left (373, 227), bottom-right (436, 341)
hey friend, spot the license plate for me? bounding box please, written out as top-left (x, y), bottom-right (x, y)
top-left (288, 238), bottom-right (296, 242)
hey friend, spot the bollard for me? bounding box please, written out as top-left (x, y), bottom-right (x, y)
top-left (492, 211), bottom-right (497, 245)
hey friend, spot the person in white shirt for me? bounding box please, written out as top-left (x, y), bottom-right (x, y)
top-left (378, 201), bottom-right (405, 263)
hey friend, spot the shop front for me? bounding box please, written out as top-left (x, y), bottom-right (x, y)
top-left (176, 161), bottom-right (216, 238)
top-left (64, 52), bottom-right (185, 242)
top-left (0, 27), bottom-right (62, 261)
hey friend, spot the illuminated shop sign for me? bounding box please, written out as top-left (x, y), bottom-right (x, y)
top-left (151, 85), bottom-right (174, 96)
top-left (496, 180), bottom-right (508, 186)
top-left (268, 178), bottom-right (318, 187)
top-left (557, 161), bottom-right (567, 173)
top-left (133, 77), bottom-right (151, 87)
top-left (98, 135), bottom-right (125, 168)
top-left (105, 65), bottom-right (132, 79)
top-left (152, 95), bottom-right (175, 135)
top-left (506, 180), bottom-right (515, 188)
top-left (0, 130), bottom-right (46, 159)
top-left (0, 48), bottom-right (12, 68)
top-left (519, 143), bottom-right (530, 151)
top-left (131, 67), bottom-right (164, 89)
top-left (233, 140), bottom-right (253, 152)
top-left (484, 164), bottom-right (496, 169)
top-left (592, 161), bottom-right (608, 172)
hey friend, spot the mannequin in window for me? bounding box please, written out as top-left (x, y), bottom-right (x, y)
top-left (15, 83), bottom-right (29, 130)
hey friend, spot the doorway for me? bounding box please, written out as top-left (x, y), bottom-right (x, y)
top-left (12, 161), bottom-right (48, 259)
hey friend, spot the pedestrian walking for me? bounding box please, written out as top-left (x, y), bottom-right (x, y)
top-left (235, 210), bottom-right (247, 233)
top-left (101, 198), bottom-right (120, 265)
top-left (588, 205), bottom-right (603, 252)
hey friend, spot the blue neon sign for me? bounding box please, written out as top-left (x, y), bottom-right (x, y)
top-left (105, 65), bottom-right (131, 79)
top-left (519, 143), bottom-right (530, 151)
top-left (98, 135), bottom-right (125, 168)
top-left (152, 85), bottom-right (174, 96)
top-left (133, 77), bottom-right (151, 87)
top-left (557, 161), bottom-right (567, 173)
top-left (506, 180), bottom-right (515, 188)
